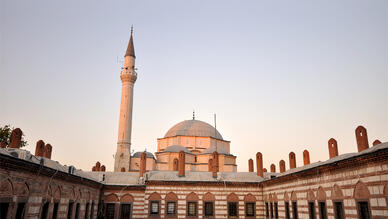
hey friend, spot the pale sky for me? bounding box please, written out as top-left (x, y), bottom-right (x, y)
top-left (1, 0), bottom-right (387, 172)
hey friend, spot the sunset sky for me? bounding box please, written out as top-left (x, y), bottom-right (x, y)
top-left (1, 0), bottom-right (387, 172)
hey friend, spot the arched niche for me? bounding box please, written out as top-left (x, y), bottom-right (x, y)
top-left (284, 192), bottom-right (289, 202)
top-left (202, 192), bottom-right (215, 202)
top-left (331, 184), bottom-right (344, 200)
top-left (290, 191), bottom-right (297, 201)
top-left (186, 192), bottom-right (199, 201)
top-left (244, 193), bottom-right (256, 202)
top-left (165, 192), bottom-right (178, 201)
top-left (227, 193), bottom-right (239, 202)
top-left (120, 194), bottom-right (134, 202)
top-left (317, 187), bottom-right (326, 201)
top-left (354, 181), bottom-right (370, 200)
top-left (104, 193), bottom-right (119, 202)
top-left (0, 178), bottom-right (13, 197)
top-left (307, 190), bottom-right (315, 201)
top-left (148, 192), bottom-right (162, 201)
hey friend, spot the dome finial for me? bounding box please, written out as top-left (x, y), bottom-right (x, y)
top-left (192, 110), bottom-right (195, 120)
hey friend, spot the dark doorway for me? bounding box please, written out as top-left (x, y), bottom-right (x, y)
top-left (40, 202), bottom-right (49, 219)
top-left (106, 203), bottom-right (116, 219)
top-left (53, 203), bottom-right (59, 219)
top-left (0, 203), bottom-right (9, 219)
top-left (120, 204), bottom-right (131, 219)
top-left (75, 203), bottom-right (80, 219)
top-left (15, 202), bottom-right (26, 219)
top-left (358, 201), bottom-right (371, 219)
top-left (67, 201), bottom-right (74, 219)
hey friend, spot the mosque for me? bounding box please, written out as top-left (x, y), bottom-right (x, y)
top-left (0, 30), bottom-right (387, 219)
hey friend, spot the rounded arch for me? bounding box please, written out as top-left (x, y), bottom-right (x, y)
top-left (165, 192), bottom-right (178, 201)
top-left (0, 178), bottom-right (13, 196)
top-left (317, 187), bottom-right (326, 201)
top-left (186, 192), bottom-right (199, 201)
top-left (244, 193), bottom-right (256, 202)
top-left (203, 192), bottom-right (215, 201)
top-left (104, 193), bottom-right (119, 202)
top-left (354, 181), bottom-right (370, 199)
top-left (307, 190), bottom-right (315, 201)
top-left (69, 187), bottom-right (75, 200)
top-left (53, 186), bottom-right (61, 200)
top-left (120, 194), bottom-right (134, 202)
top-left (269, 193), bottom-right (273, 201)
top-left (227, 193), bottom-right (239, 202)
top-left (284, 191), bottom-right (289, 202)
top-left (331, 184), bottom-right (344, 200)
top-left (290, 191), bottom-right (297, 201)
top-left (272, 193), bottom-right (278, 201)
top-left (14, 181), bottom-right (29, 197)
top-left (148, 192), bottom-right (162, 200)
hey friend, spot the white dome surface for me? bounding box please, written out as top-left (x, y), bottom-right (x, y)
top-left (164, 120), bottom-right (223, 140)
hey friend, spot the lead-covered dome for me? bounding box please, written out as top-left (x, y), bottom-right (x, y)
top-left (164, 120), bottom-right (223, 140)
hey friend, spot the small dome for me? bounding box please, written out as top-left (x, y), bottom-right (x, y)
top-left (164, 120), bottom-right (223, 140)
top-left (132, 151), bottom-right (155, 158)
top-left (162, 145), bottom-right (192, 154)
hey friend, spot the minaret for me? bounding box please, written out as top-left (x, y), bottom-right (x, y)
top-left (114, 27), bottom-right (137, 172)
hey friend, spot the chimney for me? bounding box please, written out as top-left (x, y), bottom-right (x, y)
top-left (279, 160), bottom-right (285, 173)
top-left (92, 166), bottom-right (96, 171)
top-left (95, 162), bottom-right (101, 171)
top-left (256, 152), bottom-right (263, 177)
top-left (9, 128), bottom-right (22, 149)
top-left (35, 140), bottom-right (45, 157)
top-left (208, 158), bottom-right (213, 172)
top-left (355, 126), bottom-right (369, 152)
top-left (263, 168), bottom-right (267, 172)
top-left (289, 152), bottom-right (296, 169)
top-left (373, 139), bottom-right (381, 146)
top-left (248, 159), bottom-right (254, 172)
top-left (139, 152), bottom-right (147, 177)
top-left (270, 164), bottom-right (276, 173)
top-left (212, 151), bottom-right (219, 178)
top-left (43, 144), bottom-right (52, 159)
top-left (178, 151), bottom-right (185, 177)
top-left (173, 158), bottom-right (179, 171)
top-left (303, 150), bottom-right (310, 165)
top-left (100, 165), bottom-right (106, 172)
top-left (328, 138), bottom-right (339, 158)
top-left (0, 142), bottom-right (6, 148)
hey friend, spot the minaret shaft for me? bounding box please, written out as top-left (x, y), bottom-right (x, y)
top-left (114, 33), bottom-right (137, 172)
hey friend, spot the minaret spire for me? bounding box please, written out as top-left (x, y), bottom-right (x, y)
top-left (115, 29), bottom-right (138, 172)
top-left (125, 26), bottom-right (136, 58)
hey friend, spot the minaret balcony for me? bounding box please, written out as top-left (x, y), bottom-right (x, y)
top-left (120, 68), bottom-right (137, 83)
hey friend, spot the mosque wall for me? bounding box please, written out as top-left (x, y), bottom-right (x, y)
top-left (0, 154), bottom-right (101, 219)
top-left (261, 149), bottom-right (388, 219)
top-left (143, 181), bottom-right (263, 219)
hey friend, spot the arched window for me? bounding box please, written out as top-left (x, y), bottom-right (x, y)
top-left (244, 194), bottom-right (256, 218)
top-left (354, 181), bottom-right (371, 219)
top-left (203, 192), bottom-right (215, 217)
top-left (148, 192), bottom-right (162, 217)
top-left (165, 192), bottom-right (178, 217)
top-left (186, 192), bottom-right (199, 217)
top-left (227, 193), bottom-right (239, 218)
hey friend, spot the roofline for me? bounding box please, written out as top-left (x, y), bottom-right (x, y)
top-left (157, 135), bottom-right (230, 142)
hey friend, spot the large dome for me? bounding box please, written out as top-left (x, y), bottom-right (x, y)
top-left (164, 120), bottom-right (223, 140)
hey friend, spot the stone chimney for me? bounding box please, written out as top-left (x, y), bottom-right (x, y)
top-left (279, 160), bottom-right (285, 173)
top-left (212, 151), bottom-right (219, 178)
top-left (256, 152), bottom-right (263, 177)
top-left (373, 139), bottom-right (381, 146)
top-left (95, 162), bottom-right (101, 171)
top-left (248, 159), bottom-right (254, 172)
top-left (303, 150), bottom-right (310, 165)
top-left (328, 138), bottom-right (339, 158)
top-left (289, 152), bottom-right (296, 169)
top-left (35, 140), bottom-right (45, 157)
top-left (139, 152), bottom-right (147, 177)
top-left (43, 144), bottom-right (52, 159)
top-left (270, 164), bottom-right (276, 173)
top-left (0, 142), bottom-right (6, 148)
top-left (208, 158), bottom-right (213, 172)
top-left (173, 158), bottom-right (179, 171)
top-left (355, 126), bottom-right (369, 152)
top-left (9, 128), bottom-right (22, 149)
top-left (100, 165), bottom-right (106, 172)
top-left (178, 151), bottom-right (185, 177)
